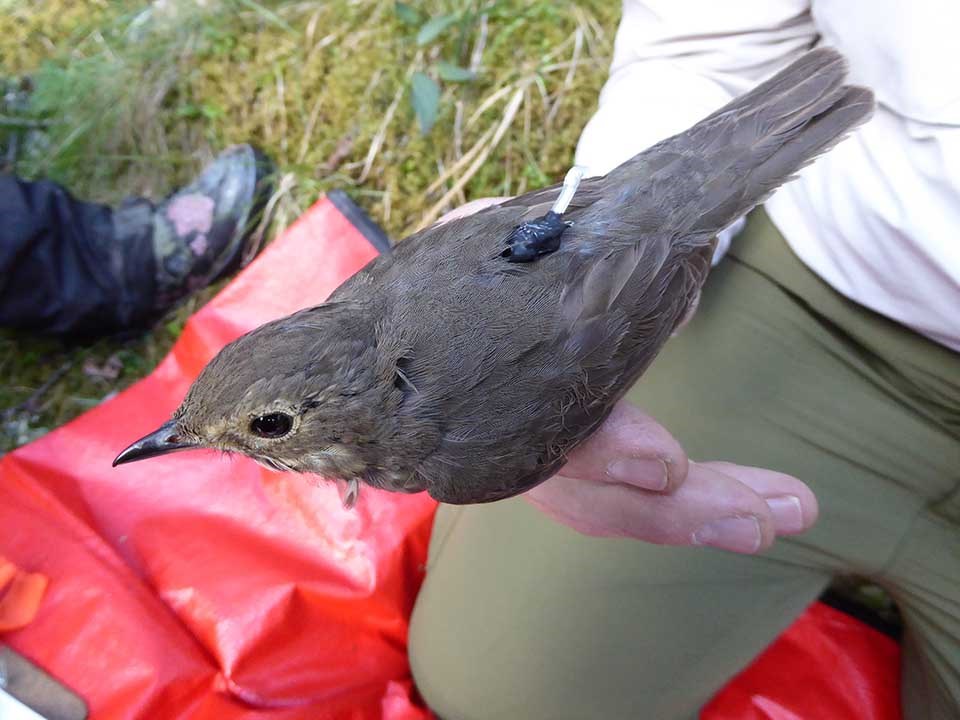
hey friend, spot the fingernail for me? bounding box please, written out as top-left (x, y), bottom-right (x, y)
top-left (606, 458), bottom-right (669, 491)
top-left (693, 516), bottom-right (762, 554)
top-left (765, 495), bottom-right (804, 534)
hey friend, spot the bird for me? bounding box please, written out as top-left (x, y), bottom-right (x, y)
top-left (113, 48), bottom-right (875, 507)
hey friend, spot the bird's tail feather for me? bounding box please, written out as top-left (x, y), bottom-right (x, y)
top-left (700, 48), bottom-right (875, 232)
top-left (619, 47), bottom-right (876, 238)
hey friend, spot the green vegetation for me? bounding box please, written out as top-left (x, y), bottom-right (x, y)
top-left (0, 0), bottom-right (619, 450)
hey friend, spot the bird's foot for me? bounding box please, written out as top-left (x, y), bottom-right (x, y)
top-left (337, 477), bottom-right (361, 509)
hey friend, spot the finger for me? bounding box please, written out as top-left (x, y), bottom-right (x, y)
top-left (697, 461), bottom-right (819, 535)
top-left (527, 461), bottom-right (777, 554)
top-left (562, 401), bottom-right (688, 493)
top-left (435, 196), bottom-right (512, 225)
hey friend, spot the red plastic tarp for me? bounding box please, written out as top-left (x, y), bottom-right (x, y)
top-left (0, 195), bottom-right (900, 720)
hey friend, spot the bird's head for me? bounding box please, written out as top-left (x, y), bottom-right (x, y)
top-left (113, 303), bottom-right (395, 490)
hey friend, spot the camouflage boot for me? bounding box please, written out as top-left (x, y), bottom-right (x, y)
top-left (113, 144), bottom-right (274, 325)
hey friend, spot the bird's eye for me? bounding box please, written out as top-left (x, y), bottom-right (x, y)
top-left (250, 412), bottom-right (293, 439)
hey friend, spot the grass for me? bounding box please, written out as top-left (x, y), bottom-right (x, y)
top-left (0, 0), bottom-right (620, 451)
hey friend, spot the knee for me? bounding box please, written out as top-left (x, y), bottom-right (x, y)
top-left (408, 583), bottom-right (477, 720)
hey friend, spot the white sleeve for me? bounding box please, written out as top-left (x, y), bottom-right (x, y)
top-left (574, 0), bottom-right (817, 262)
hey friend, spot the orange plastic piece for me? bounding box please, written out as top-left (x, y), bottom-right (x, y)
top-left (0, 557), bottom-right (16, 589)
top-left (0, 556), bottom-right (48, 632)
top-left (0, 195), bottom-right (900, 719)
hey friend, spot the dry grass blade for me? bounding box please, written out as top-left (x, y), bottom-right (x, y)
top-left (297, 93), bottom-right (324, 164)
top-left (305, 5), bottom-right (324, 45)
top-left (466, 82), bottom-right (518, 130)
top-left (453, 100), bottom-right (464, 158)
top-left (531, 74), bottom-right (550, 113)
top-left (546, 26), bottom-right (584, 127)
top-left (359, 52), bottom-right (422, 182)
top-left (573, 4), bottom-right (608, 56)
top-left (242, 171), bottom-right (295, 265)
top-left (424, 122), bottom-right (496, 196)
top-left (234, 0), bottom-right (297, 34)
top-left (470, 13), bottom-right (488, 72)
top-left (414, 86), bottom-right (525, 231)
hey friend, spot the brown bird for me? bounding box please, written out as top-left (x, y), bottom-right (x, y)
top-left (114, 48), bottom-right (874, 506)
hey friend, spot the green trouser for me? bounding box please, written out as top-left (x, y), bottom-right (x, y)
top-left (408, 211), bottom-right (960, 720)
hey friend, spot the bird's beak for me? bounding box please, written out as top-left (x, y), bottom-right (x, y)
top-left (112, 420), bottom-right (198, 467)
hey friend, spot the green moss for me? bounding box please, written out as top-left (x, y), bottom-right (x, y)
top-left (0, 0), bottom-right (620, 452)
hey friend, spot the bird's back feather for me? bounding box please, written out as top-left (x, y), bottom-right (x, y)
top-left (332, 48), bottom-right (875, 503)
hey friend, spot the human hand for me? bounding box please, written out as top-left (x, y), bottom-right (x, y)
top-left (525, 401), bottom-right (818, 554)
